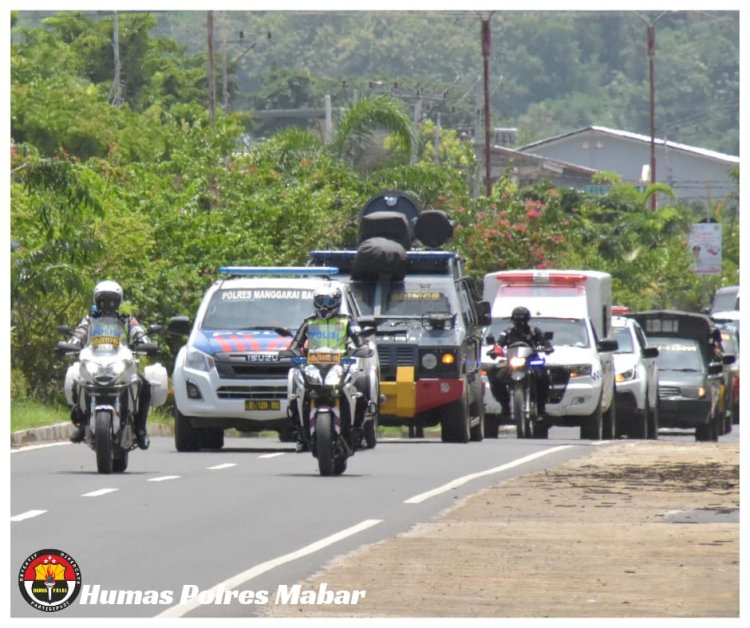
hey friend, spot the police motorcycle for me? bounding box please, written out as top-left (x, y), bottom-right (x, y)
top-left (284, 341), bottom-right (375, 476)
top-left (56, 317), bottom-right (167, 473)
top-left (486, 334), bottom-right (552, 439)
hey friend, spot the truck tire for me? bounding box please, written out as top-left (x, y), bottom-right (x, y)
top-left (484, 414), bottom-right (500, 438)
top-left (647, 396), bottom-right (660, 439)
top-left (469, 393), bottom-right (485, 442)
top-left (580, 395), bottom-right (603, 440)
top-left (201, 428), bottom-right (225, 450)
top-left (441, 391), bottom-right (470, 443)
top-left (174, 410), bottom-right (201, 452)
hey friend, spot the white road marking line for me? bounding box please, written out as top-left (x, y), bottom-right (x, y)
top-left (404, 445), bottom-right (574, 504)
top-left (148, 475), bottom-right (181, 482)
top-left (259, 453), bottom-right (285, 459)
top-left (82, 488), bottom-right (119, 497)
top-left (207, 463), bottom-right (237, 470)
top-left (157, 518), bottom-right (383, 618)
top-left (11, 442), bottom-right (72, 453)
top-left (11, 510), bottom-right (47, 522)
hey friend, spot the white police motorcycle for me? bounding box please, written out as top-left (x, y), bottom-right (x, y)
top-left (287, 343), bottom-right (375, 476)
top-left (57, 317), bottom-right (167, 473)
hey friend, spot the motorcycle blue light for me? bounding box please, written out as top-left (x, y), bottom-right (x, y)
top-left (529, 357), bottom-right (546, 367)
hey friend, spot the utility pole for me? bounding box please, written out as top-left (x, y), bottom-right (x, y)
top-left (222, 39), bottom-right (229, 110)
top-left (207, 11), bottom-right (216, 122)
top-left (473, 76), bottom-right (482, 199)
top-left (111, 11), bottom-right (123, 106)
top-left (481, 13), bottom-right (494, 197)
top-left (636, 12), bottom-right (669, 209)
top-left (647, 24), bottom-right (656, 210)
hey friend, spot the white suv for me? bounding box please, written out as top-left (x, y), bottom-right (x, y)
top-left (611, 315), bottom-right (660, 439)
top-left (167, 267), bottom-right (379, 451)
top-left (483, 315), bottom-right (618, 440)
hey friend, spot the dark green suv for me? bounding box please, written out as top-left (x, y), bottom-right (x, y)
top-left (309, 192), bottom-right (491, 443)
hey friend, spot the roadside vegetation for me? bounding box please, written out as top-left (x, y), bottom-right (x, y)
top-left (10, 12), bottom-right (739, 428)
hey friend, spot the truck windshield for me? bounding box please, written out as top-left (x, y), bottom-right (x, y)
top-left (201, 288), bottom-right (315, 330)
top-left (613, 327), bottom-right (635, 353)
top-left (486, 317), bottom-right (589, 348)
top-left (349, 281), bottom-right (453, 318)
top-left (650, 336), bottom-right (705, 372)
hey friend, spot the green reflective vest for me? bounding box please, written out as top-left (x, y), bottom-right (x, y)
top-left (307, 317), bottom-right (349, 351)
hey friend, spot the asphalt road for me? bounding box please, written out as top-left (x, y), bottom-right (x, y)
top-left (10, 425), bottom-right (738, 618)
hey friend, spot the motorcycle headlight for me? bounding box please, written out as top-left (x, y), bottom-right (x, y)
top-left (186, 347), bottom-right (215, 372)
top-left (81, 361), bottom-right (100, 382)
top-left (567, 364), bottom-right (593, 378)
top-left (109, 359), bottom-right (129, 379)
top-left (324, 365), bottom-right (344, 386)
top-left (303, 364), bottom-right (323, 386)
top-left (616, 368), bottom-right (636, 383)
top-left (509, 356), bottom-right (527, 369)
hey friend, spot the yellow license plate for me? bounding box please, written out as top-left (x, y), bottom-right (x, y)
top-left (308, 351), bottom-right (341, 365)
top-left (245, 400), bottom-right (281, 411)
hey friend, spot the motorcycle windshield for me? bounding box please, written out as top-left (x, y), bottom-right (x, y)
top-left (88, 317), bottom-right (126, 355)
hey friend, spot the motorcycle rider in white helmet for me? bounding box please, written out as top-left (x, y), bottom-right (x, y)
top-left (65, 280), bottom-right (153, 449)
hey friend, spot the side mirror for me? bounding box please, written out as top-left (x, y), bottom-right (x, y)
top-left (148, 324), bottom-right (162, 335)
top-left (723, 354), bottom-right (736, 366)
top-left (351, 345), bottom-right (374, 359)
top-left (708, 362), bottom-right (724, 375)
top-left (597, 338), bottom-right (619, 352)
top-left (476, 301), bottom-right (492, 327)
top-left (642, 346), bottom-right (659, 359)
top-left (357, 315), bottom-right (378, 328)
top-left (167, 316), bottom-right (192, 337)
top-left (57, 324), bottom-right (72, 335)
top-left (544, 331), bottom-right (554, 341)
top-left (135, 342), bottom-right (159, 355)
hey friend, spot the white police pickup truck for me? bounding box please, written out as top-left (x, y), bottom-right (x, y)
top-left (167, 267), bottom-right (379, 451)
top-left (482, 270), bottom-right (619, 440)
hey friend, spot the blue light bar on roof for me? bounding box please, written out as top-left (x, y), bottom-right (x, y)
top-left (219, 266), bottom-right (339, 276)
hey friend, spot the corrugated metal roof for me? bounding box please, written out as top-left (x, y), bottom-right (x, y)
top-left (518, 125), bottom-right (739, 164)
top-left (490, 145), bottom-right (597, 174)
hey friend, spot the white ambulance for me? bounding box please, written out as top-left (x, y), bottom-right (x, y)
top-left (481, 269), bottom-right (618, 440)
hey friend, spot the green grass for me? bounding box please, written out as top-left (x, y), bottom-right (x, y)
top-left (11, 400), bottom-right (69, 432)
top-left (10, 399), bottom-right (174, 433)
top-left (11, 400), bottom-right (440, 439)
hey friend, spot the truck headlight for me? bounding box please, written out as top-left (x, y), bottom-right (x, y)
top-left (682, 386), bottom-right (707, 399)
top-left (567, 364), bottom-right (592, 378)
top-left (421, 353), bottom-right (438, 370)
top-left (616, 368), bottom-right (636, 383)
top-left (186, 347), bottom-right (215, 372)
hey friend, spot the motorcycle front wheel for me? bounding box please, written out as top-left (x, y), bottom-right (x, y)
top-left (315, 412), bottom-right (342, 476)
top-left (95, 411), bottom-right (114, 474)
top-left (512, 386), bottom-right (526, 438)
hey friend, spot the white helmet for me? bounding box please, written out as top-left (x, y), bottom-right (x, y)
top-left (94, 280), bottom-right (123, 315)
top-left (313, 285), bottom-right (342, 320)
